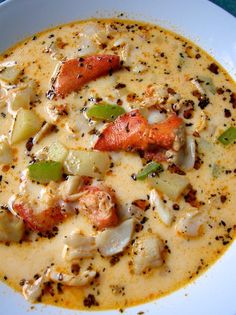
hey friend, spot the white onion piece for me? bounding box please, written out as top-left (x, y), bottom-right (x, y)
top-left (0, 61), bottom-right (21, 83)
top-left (195, 110), bottom-right (207, 133)
top-left (0, 136), bottom-right (13, 164)
top-left (175, 211), bottom-right (203, 238)
top-left (33, 122), bottom-right (52, 144)
top-left (113, 37), bottom-right (128, 47)
top-left (22, 276), bottom-right (45, 303)
top-left (46, 268), bottom-right (96, 287)
top-left (150, 189), bottom-right (173, 226)
top-left (59, 175), bottom-right (82, 201)
top-left (77, 37), bottom-right (98, 57)
top-left (127, 204), bottom-right (144, 221)
top-left (190, 79), bottom-right (205, 95)
top-left (132, 63), bottom-right (147, 74)
top-left (63, 230), bottom-right (96, 261)
top-left (0, 209), bottom-right (24, 242)
top-left (7, 195), bottom-right (18, 216)
top-left (147, 109), bottom-right (166, 124)
top-left (132, 234), bottom-right (164, 274)
top-left (81, 22), bottom-right (107, 45)
top-left (176, 136), bottom-right (196, 171)
top-left (96, 219), bottom-right (134, 257)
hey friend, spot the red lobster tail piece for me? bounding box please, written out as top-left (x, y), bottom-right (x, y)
top-left (94, 109), bottom-right (184, 154)
top-left (54, 55), bottom-right (121, 97)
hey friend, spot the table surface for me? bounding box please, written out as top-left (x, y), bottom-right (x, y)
top-left (0, 0), bottom-right (235, 17)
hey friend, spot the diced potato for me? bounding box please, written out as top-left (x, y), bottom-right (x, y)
top-left (0, 210), bottom-right (24, 242)
top-left (0, 137), bottom-right (13, 164)
top-left (8, 87), bottom-right (31, 114)
top-left (11, 109), bottom-right (42, 144)
top-left (0, 62), bottom-right (21, 83)
top-left (8, 80), bottom-right (36, 115)
top-left (148, 171), bottom-right (189, 201)
top-left (64, 150), bottom-right (110, 178)
top-left (48, 142), bottom-right (68, 163)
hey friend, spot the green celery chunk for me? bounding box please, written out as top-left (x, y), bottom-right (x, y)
top-left (136, 162), bottom-right (163, 180)
top-left (218, 127), bottom-right (236, 145)
top-left (87, 103), bottom-right (125, 121)
top-left (28, 161), bottom-right (62, 184)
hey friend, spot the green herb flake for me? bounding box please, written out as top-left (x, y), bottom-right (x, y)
top-left (218, 127), bottom-right (236, 145)
top-left (136, 161), bottom-right (163, 180)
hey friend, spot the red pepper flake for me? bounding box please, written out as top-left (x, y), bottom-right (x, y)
top-left (172, 203), bottom-right (180, 210)
top-left (220, 195), bottom-right (227, 203)
top-left (168, 164), bottom-right (186, 175)
top-left (83, 294), bottom-right (99, 308)
top-left (224, 108), bottom-right (231, 118)
top-left (184, 187), bottom-right (199, 208)
top-left (198, 96), bottom-right (210, 109)
top-left (192, 90), bottom-right (202, 100)
top-left (115, 83), bottom-right (126, 89)
top-left (217, 87), bottom-right (224, 95)
top-left (132, 199), bottom-right (150, 211)
top-left (194, 156), bottom-right (203, 170)
top-left (230, 93), bottom-right (236, 109)
top-left (208, 63), bottom-right (219, 74)
top-left (2, 165), bottom-right (10, 172)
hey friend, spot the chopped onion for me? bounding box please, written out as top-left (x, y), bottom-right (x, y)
top-left (0, 61), bottom-right (21, 84)
top-left (77, 38), bottom-right (98, 57)
top-left (190, 79), bottom-right (205, 95)
top-left (149, 189), bottom-right (173, 226)
top-left (176, 136), bottom-right (196, 171)
top-left (33, 123), bottom-right (53, 144)
top-left (127, 204), bottom-right (144, 221)
top-left (0, 136), bottom-right (13, 164)
top-left (147, 109), bottom-right (166, 124)
top-left (0, 209), bottom-right (24, 242)
top-left (195, 110), bottom-right (207, 133)
top-left (96, 219), bottom-right (134, 257)
top-left (59, 175), bottom-right (82, 201)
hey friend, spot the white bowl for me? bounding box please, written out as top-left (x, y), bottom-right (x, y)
top-left (0, 1), bottom-right (236, 314)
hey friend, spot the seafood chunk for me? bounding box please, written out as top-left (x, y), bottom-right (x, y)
top-left (54, 55), bottom-right (121, 97)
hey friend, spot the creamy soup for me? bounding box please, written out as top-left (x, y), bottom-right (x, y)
top-left (0, 19), bottom-right (235, 311)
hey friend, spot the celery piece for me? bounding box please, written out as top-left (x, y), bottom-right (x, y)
top-left (87, 104), bottom-right (125, 121)
top-left (28, 161), bottom-right (62, 184)
top-left (218, 127), bottom-right (236, 145)
top-left (136, 162), bottom-right (163, 180)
